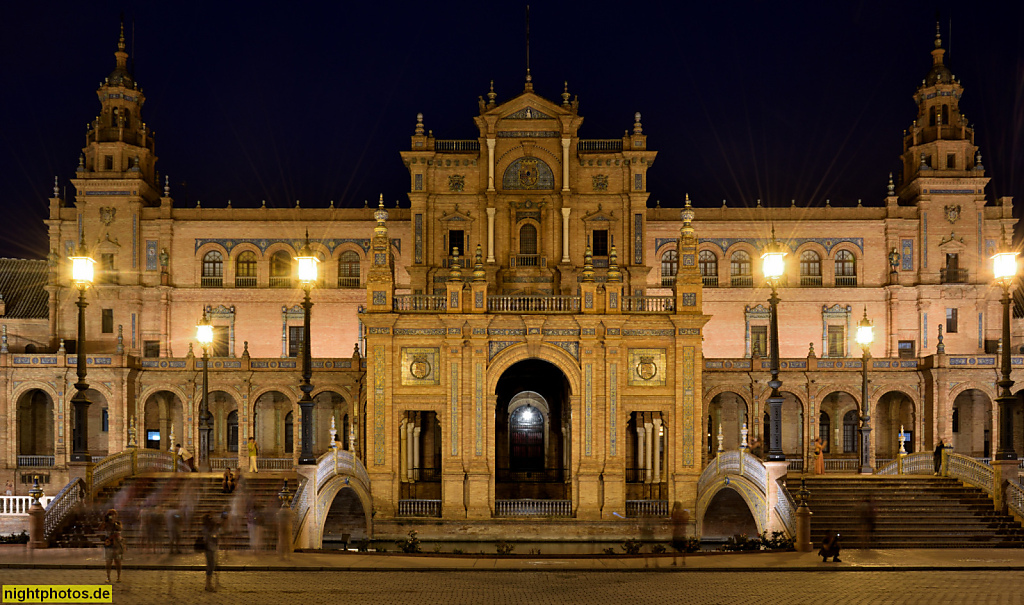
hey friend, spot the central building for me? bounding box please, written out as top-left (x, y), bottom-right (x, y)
top-left (362, 77), bottom-right (707, 535)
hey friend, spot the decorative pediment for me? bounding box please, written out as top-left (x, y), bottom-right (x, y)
top-left (822, 304), bottom-right (852, 316)
top-left (582, 204), bottom-right (615, 223)
top-left (206, 304), bottom-right (235, 316)
top-left (502, 106), bottom-right (553, 120)
top-left (439, 206), bottom-right (475, 223)
top-left (938, 231), bottom-right (967, 250)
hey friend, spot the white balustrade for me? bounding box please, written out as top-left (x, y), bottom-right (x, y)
top-left (0, 496), bottom-right (53, 515)
top-left (16, 455), bottom-right (55, 468)
top-left (211, 457), bottom-right (239, 469)
top-left (947, 453), bottom-right (994, 495)
top-left (397, 499), bottom-right (442, 517)
top-left (494, 499), bottom-right (572, 517)
top-left (43, 478), bottom-right (86, 541)
top-left (823, 458), bottom-right (861, 472)
top-left (625, 500), bottom-right (668, 518)
top-left (315, 449), bottom-right (372, 496)
top-left (774, 477), bottom-right (796, 537)
top-left (256, 458), bottom-right (294, 470)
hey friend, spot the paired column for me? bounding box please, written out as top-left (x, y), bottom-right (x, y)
top-left (486, 208), bottom-right (496, 263)
top-left (644, 418), bottom-right (654, 484)
top-left (636, 425), bottom-right (646, 482)
top-left (652, 417), bottom-right (662, 483)
top-left (561, 208), bottom-right (571, 263)
top-left (486, 139), bottom-right (496, 191)
top-left (561, 138), bottom-right (571, 191)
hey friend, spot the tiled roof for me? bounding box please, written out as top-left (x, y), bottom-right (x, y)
top-left (0, 258), bottom-right (49, 319)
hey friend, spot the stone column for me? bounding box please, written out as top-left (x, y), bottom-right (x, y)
top-left (644, 419), bottom-right (654, 483)
top-left (486, 208), bottom-right (496, 263)
top-left (561, 208), bottom-right (571, 263)
top-left (486, 138), bottom-right (496, 192)
top-left (652, 416), bottom-right (662, 484)
top-left (412, 424), bottom-right (421, 482)
top-left (399, 418), bottom-right (408, 482)
top-left (636, 425), bottom-right (645, 482)
top-left (561, 138), bottom-right (571, 191)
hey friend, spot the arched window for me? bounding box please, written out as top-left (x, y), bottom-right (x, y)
top-left (201, 251), bottom-right (223, 287)
top-left (123, 109), bottom-right (131, 129)
top-left (843, 410), bottom-right (858, 453)
top-left (111, 108), bottom-right (118, 128)
top-left (338, 251), bottom-right (360, 288)
top-left (730, 251), bottom-right (752, 286)
top-left (941, 104), bottom-right (949, 125)
top-left (800, 250), bottom-right (821, 286)
top-left (270, 251), bottom-right (292, 288)
top-left (235, 251), bottom-right (257, 287)
top-left (835, 250), bottom-right (856, 286)
top-left (519, 224), bottom-right (538, 255)
top-left (699, 250), bottom-right (718, 287)
top-left (661, 250), bottom-right (678, 286)
top-left (819, 411), bottom-right (831, 453)
top-left (929, 106), bottom-right (937, 126)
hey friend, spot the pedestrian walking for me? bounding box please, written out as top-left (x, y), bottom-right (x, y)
top-left (100, 508), bottom-right (125, 583)
top-left (247, 437), bottom-right (259, 473)
top-left (669, 502), bottom-right (690, 566)
top-left (277, 500), bottom-right (294, 560)
top-left (200, 513), bottom-right (220, 592)
top-left (4, 479), bottom-right (12, 496)
top-left (165, 505), bottom-right (182, 554)
top-left (933, 439), bottom-right (945, 475)
top-left (818, 529), bottom-right (841, 562)
top-left (814, 438), bottom-right (826, 475)
top-left (859, 495), bottom-right (877, 547)
top-left (176, 443), bottom-right (195, 472)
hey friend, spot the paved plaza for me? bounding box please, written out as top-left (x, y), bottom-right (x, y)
top-left (3, 548), bottom-right (1024, 603)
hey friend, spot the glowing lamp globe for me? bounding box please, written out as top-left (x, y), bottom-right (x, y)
top-left (855, 309), bottom-right (873, 348)
top-left (992, 251), bottom-right (1018, 284)
top-left (196, 316), bottom-right (214, 348)
top-left (761, 240), bottom-right (787, 281)
top-left (69, 247), bottom-right (95, 286)
top-left (295, 237), bottom-right (320, 285)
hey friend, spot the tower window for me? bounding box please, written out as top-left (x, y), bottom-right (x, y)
top-left (946, 153), bottom-right (956, 169)
top-left (592, 230), bottom-right (609, 256)
top-left (827, 325), bottom-right (845, 357)
top-left (101, 309), bottom-right (114, 334)
top-left (519, 224), bottom-right (538, 255)
top-left (338, 250), bottom-right (360, 288)
top-left (269, 251), bottom-right (291, 287)
top-left (750, 325), bottom-right (767, 357)
top-left (104, 155), bottom-right (114, 170)
top-left (946, 308), bottom-right (958, 334)
top-left (448, 230), bottom-right (464, 257)
top-left (660, 249), bottom-right (678, 285)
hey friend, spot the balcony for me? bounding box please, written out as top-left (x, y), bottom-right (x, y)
top-left (625, 500), bottom-right (669, 518)
top-left (200, 276), bottom-right (223, 288)
top-left (835, 275), bottom-right (857, 287)
top-left (512, 254), bottom-right (540, 268)
top-left (622, 295), bottom-right (675, 313)
top-left (397, 499), bottom-right (441, 517)
top-left (488, 295), bottom-right (579, 314)
top-left (235, 276), bottom-right (257, 288)
top-left (731, 275), bottom-right (753, 287)
top-left (17, 455), bottom-right (54, 468)
top-left (941, 268), bottom-right (969, 284)
top-left (337, 276), bottom-right (360, 288)
top-left (393, 294), bottom-right (446, 312)
top-left (800, 275), bottom-right (822, 287)
top-left (434, 139), bottom-right (479, 152)
top-left (494, 499), bottom-right (572, 517)
top-left (702, 275), bottom-right (719, 288)
top-left (661, 275), bottom-right (676, 287)
top-left (269, 276), bottom-right (292, 288)
top-left (577, 139), bottom-right (623, 152)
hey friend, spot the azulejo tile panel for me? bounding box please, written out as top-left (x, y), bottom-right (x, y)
top-left (400, 347), bottom-right (440, 385)
top-left (627, 348), bottom-right (667, 386)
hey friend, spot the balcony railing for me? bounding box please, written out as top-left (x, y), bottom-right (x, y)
top-left (496, 467), bottom-right (565, 482)
top-left (393, 294), bottom-right (447, 312)
top-left (235, 276), bottom-right (257, 288)
top-left (200, 276), bottom-right (223, 288)
top-left (577, 139), bottom-right (623, 152)
top-left (800, 275), bottom-right (822, 287)
top-left (941, 268), bottom-right (969, 284)
top-left (410, 467), bottom-right (442, 482)
top-left (702, 275), bottom-right (719, 288)
top-left (397, 499), bottom-right (441, 517)
top-left (494, 499), bottom-right (572, 517)
top-left (256, 457), bottom-right (293, 470)
top-left (17, 455), bottom-right (55, 468)
top-left (269, 276), bottom-right (292, 288)
top-left (488, 295), bottom-right (579, 314)
top-left (661, 275), bottom-right (676, 287)
top-left (835, 275), bottom-right (857, 287)
top-left (434, 139), bottom-right (480, 152)
top-left (337, 276), bottom-right (360, 288)
top-left (512, 254), bottom-right (540, 268)
top-left (731, 275), bottom-right (753, 287)
top-left (625, 500), bottom-right (669, 518)
top-left (623, 295), bottom-right (675, 313)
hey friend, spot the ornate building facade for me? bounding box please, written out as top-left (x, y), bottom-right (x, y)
top-left (0, 26), bottom-right (1020, 542)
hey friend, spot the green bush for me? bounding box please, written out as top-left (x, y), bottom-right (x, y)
top-left (452, 548), bottom-right (465, 555)
top-left (721, 533), bottom-right (760, 551)
top-left (495, 541), bottom-right (515, 555)
top-left (395, 530), bottom-right (421, 553)
top-left (650, 544), bottom-right (667, 554)
top-left (0, 532), bottom-right (28, 545)
top-left (602, 547), bottom-right (616, 555)
top-left (621, 539), bottom-right (642, 555)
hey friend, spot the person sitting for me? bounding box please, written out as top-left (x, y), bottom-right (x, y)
top-left (819, 529), bottom-right (841, 562)
top-left (222, 468), bottom-right (233, 494)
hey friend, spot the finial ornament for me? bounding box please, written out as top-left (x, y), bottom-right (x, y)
top-left (934, 20), bottom-right (942, 48)
top-left (448, 247), bottom-right (463, 282)
top-left (936, 323), bottom-right (945, 354)
top-left (581, 243), bottom-right (595, 283)
top-left (472, 244), bottom-right (486, 282)
top-left (127, 416), bottom-right (138, 448)
top-left (53, 176), bottom-right (59, 198)
top-left (633, 112), bottom-right (643, 135)
top-left (164, 175), bottom-right (170, 197)
top-left (116, 325), bottom-right (124, 354)
top-left (414, 112), bottom-right (424, 136)
top-left (487, 80), bottom-right (496, 105)
top-left (888, 172), bottom-right (895, 196)
top-left (562, 81), bottom-right (570, 105)
top-left (607, 244), bottom-right (622, 283)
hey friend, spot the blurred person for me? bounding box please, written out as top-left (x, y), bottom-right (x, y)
top-left (669, 502), bottom-right (690, 566)
top-left (933, 439), bottom-right (945, 475)
top-left (100, 508), bottom-right (125, 583)
top-left (201, 513), bottom-right (220, 592)
top-left (819, 529), bottom-right (841, 563)
top-left (177, 443), bottom-right (195, 472)
top-left (4, 479), bottom-right (13, 496)
top-left (814, 438), bottom-right (826, 475)
top-left (859, 495), bottom-right (877, 548)
top-left (165, 504), bottom-right (182, 555)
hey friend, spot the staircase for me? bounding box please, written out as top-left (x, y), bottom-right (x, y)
top-left (49, 472), bottom-right (301, 551)
top-left (800, 475), bottom-right (1024, 548)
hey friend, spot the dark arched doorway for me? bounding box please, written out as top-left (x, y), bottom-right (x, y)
top-left (322, 487), bottom-right (368, 550)
top-left (495, 359), bottom-right (571, 500)
top-left (701, 488), bottom-right (758, 541)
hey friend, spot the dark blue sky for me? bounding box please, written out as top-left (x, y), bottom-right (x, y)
top-left (1, 2), bottom-right (1022, 258)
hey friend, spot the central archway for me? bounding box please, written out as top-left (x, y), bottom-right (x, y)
top-left (495, 359), bottom-right (571, 500)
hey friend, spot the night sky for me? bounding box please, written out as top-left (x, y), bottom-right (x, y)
top-left (1, 2), bottom-right (1022, 259)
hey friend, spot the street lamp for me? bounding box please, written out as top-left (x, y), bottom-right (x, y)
top-left (761, 231), bottom-right (787, 462)
top-left (992, 250), bottom-right (1018, 461)
top-left (196, 311), bottom-right (214, 472)
top-left (69, 243), bottom-right (95, 462)
top-left (855, 307), bottom-right (874, 473)
top-left (295, 232), bottom-right (319, 465)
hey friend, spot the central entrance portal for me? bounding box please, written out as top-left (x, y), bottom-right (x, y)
top-left (495, 359), bottom-right (571, 500)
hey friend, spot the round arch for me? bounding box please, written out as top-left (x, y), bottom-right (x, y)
top-left (696, 479), bottom-right (766, 538)
top-left (141, 389), bottom-right (183, 451)
top-left (16, 388), bottom-right (55, 458)
top-left (485, 343), bottom-right (581, 396)
top-left (706, 390), bottom-right (750, 455)
top-left (314, 477), bottom-right (374, 548)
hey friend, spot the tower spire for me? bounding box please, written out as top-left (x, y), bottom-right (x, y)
top-left (524, 5), bottom-right (533, 91)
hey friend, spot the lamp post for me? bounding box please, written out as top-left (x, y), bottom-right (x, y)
top-left (69, 244), bottom-right (95, 463)
top-left (295, 232), bottom-right (320, 465)
top-left (196, 312), bottom-right (214, 472)
top-left (761, 232), bottom-right (787, 462)
top-left (992, 251), bottom-right (1018, 461)
top-left (855, 307), bottom-right (874, 473)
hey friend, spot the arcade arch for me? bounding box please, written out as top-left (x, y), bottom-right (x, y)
top-left (951, 389), bottom-right (991, 458)
top-left (874, 391), bottom-right (917, 458)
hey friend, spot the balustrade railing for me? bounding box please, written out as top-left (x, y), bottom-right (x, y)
top-left (824, 458), bottom-right (860, 472)
top-left (625, 500), bottom-right (669, 518)
top-left (487, 295), bottom-right (579, 314)
top-left (434, 139), bottom-right (480, 152)
top-left (800, 275), bottom-right (822, 287)
top-left (200, 276), bottom-right (222, 288)
top-left (743, 453), bottom-right (767, 490)
top-left (835, 276), bottom-right (857, 287)
top-left (731, 275), bottom-right (753, 287)
top-left (775, 477), bottom-right (796, 537)
top-left (316, 449), bottom-right (372, 496)
top-left (398, 499), bottom-right (442, 517)
top-left (622, 295), bottom-right (675, 313)
top-left (940, 268), bottom-right (969, 284)
top-left (43, 478), bottom-right (86, 542)
top-left (17, 455), bottom-right (55, 467)
top-left (1007, 481), bottom-right (1024, 522)
top-left (290, 476), bottom-right (310, 540)
top-left (702, 275), bottom-right (719, 288)
top-left (494, 499), bottom-right (572, 517)
top-left (0, 496), bottom-right (53, 515)
top-left (947, 453), bottom-right (994, 495)
top-left (90, 450), bottom-right (135, 494)
top-left (234, 276), bottom-right (257, 288)
top-left (698, 450), bottom-right (768, 496)
top-left (660, 276), bottom-right (676, 287)
top-left (257, 458), bottom-right (294, 471)
top-left (512, 254), bottom-right (540, 267)
top-left (337, 276), bottom-right (360, 288)
top-left (269, 276), bottom-right (292, 289)
top-left (393, 294), bottom-right (446, 312)
top-left (211, 458), bottom-right (239, 470)
top-left (787, 458), bottom-right (804, 472)
top-left (577, 139), bottom-right (623, 152)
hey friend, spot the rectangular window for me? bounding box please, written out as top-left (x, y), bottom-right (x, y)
top-left (827, 325), bottom-right (845, 357)
top-left (750, 325), bottom-right (767, 357)
top-left (101, 409), bottom-right (109, 432)
top-left (843, 420), bottom-right (856, 453)
top-left (634, 173), bottom-right (643, 191)
top-left (104, 155), bottom-right (114, 170)
top-left (414, 173), bottom-right (423, 191)
top-left (143, 340), bottom-right (160, 358)
top-left (898, 340), bottom-right (916, 359)
top-left (946, 308), bottom-right (958, 333)
top-left (288, 326), bottom-right (305, 358)
top-left (946, 153), bottom-right (956, 169)
top-left (448, 230), bottom-right (464, 257)
top-left (212, 326), bottom-right (229, 357)
top-left (101, 253), bottom-right (116, 283)
top-left (101, 309), bottom-right (114, 334)
top-left (985, 339), bottom-right (1000, 355)
top-left (592, 230), bottom-right (609, 257)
